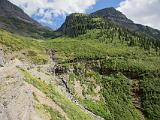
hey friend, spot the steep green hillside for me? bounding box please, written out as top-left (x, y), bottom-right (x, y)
top-left (59, 13), bottom-right (160, 52)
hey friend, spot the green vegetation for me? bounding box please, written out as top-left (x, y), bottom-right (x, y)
top-left (76, 73), bottom-right (142, 120)
top-left (43, 105), bottom-right (65, 120)
top-left (34, 104), bottom-right (51, 120)
top-left (0, 30), bottom-right (48, 64)
top-left (32, 92), bottom-right (39, 102)
top-left (82, 100), bottom-right (110, 119)
top-left (43, 37), bottom-right (159, 63)
top-left (34, 103), bottom-right (65, 120)
top-left (140, 77), bottom-right (160, 120)
top-left (101, 74), bottom-right (141, 120)
top-left (68, 70), bottom-right (142, 120)
top-left (59, 14), bottom-right (106, 37)
top-left (41, 31), bottom-right (160, 120)
top-left (101, 57), bottom-right (160, 78)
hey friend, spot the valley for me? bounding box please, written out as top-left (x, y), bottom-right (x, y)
top-left (0, 0), bottom-right (160, 120)
top-left (0, 28), bottom-right (160, 120)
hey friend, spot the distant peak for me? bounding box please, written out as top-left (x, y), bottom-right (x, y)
top-left (96, 7), bottom-right (118, 12)
top-left (93, 7), bottom-right (123, 15)
top-left (92, 7), bottom-right (134, 24)
top-left (102, 7), bottom-right (116, 11)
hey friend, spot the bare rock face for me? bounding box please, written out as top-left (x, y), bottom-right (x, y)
top-left (0, 48), bottom-right (4, 67)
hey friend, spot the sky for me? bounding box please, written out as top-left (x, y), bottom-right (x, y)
top-left (9, 0), bottom-right (160, 30)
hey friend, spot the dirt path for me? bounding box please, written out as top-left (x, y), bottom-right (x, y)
top-left (0, 59), bottom-right (68, 120)
top-left (0, 59), bottom-right (32, 120)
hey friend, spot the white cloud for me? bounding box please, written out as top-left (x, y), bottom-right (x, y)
top-left (117, 0), bottom-right (160, 30)
top-left (9, 0), bottom-right (96, 25)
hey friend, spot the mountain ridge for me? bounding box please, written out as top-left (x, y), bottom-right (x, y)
top-left (0, 0), bottom-right (58, 38)
top-left (58, 12), bottom-right (160, 51)
top-left (0, 0), bottom-right (39, 25)
top-left (92, 7), bottom-right (160, 41)
top-left (92, 7), bottom-right (134, 24)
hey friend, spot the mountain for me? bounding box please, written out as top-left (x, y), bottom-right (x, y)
top-left (92, 7), bottom-right (135, 30)
top-left (92, 7), bottom-right (160, 41)
top-left (58, 13), bottom-right (106, 37)
top-left (59, 13), bottom-right (160, 50)
top-left (93, 7), bottom-right (133, 24)
top-left (0, 0), bottom-right (58, 38)
top-left (1, 3), bottom-right (160, 120)
top-left (0, 0), bottom-right (39, 25)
